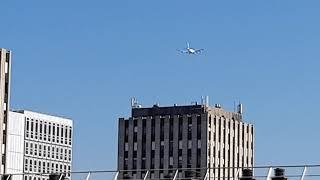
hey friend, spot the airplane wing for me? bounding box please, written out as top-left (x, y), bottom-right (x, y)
top-left (195, 49), bottom-right (204, 53)
top-left (176, 49), bottom-right (188, 54)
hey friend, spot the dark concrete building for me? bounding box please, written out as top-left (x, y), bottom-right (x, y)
top-left (0, 49), bottom-right (12, 174)
top-left (118, 101), bottom-right (254, 179)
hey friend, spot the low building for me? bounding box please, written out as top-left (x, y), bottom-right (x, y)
top-left (6, 110), bottom-right (73, 180)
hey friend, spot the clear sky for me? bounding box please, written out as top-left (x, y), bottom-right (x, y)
top-left (1, 0), bottom-right (320, 172)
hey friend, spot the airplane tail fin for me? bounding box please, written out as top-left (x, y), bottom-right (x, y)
top-left (187, 42), bottom-right (189, 48)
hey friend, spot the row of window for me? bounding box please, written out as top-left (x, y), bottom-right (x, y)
top-left (24, 158), bottom-right (71, 175)
top-left (25, 142), bottom-right (72, 162)
top-left (25, 118), bottom-right (72, 145)
top-left (125, 139), bottom-right (201, 152)
top-left (124, 148), bottom-right (202, 169)
top-left (125, 115), bottom-right (202, 142)
top-left (24, 176), bottom-right (70, 180)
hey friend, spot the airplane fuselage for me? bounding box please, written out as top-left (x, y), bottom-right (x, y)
top-left (187, 48), bottom-right (196, 54)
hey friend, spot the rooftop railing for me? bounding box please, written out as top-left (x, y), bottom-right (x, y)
top-left (2, 164), bottom-right (320, 180)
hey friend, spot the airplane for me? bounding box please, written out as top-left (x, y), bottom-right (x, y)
top-left (177, 42), bottom-right (204, 55)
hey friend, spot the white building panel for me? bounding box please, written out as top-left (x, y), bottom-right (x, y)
top-left (6, 111), bottom-right (25, 180)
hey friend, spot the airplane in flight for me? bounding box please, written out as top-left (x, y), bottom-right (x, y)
top-left (177, 42), bottom-right (204, 55)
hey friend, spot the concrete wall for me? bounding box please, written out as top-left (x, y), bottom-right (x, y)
top-left (6, 111), bottom-right (24, 180)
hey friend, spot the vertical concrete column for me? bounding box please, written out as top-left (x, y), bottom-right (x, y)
top-left (229, 118), bottom-right (235, 179)
top-left (173, 115), bottom-right (179, 169)
top-left (252, 126), bottom-right (255, 168)
top-left (154, 116), bottom-right (161, 178)
top-left (117, 119), bottom-right (125, 179)
top-left (200, 114), bottom-right (207, 176)
top-left (137, 117), bottom-right (143, 178)
top-left (127, 119), bottom-right (134, 176)
top-left (191, 114), bottom-right (198, 168)
top-left (219, 117), bottom-right (224, 179)
top-left (145, 117), bottom-right (152, 170)
top-left (234, 120), bottom-right (239, 171)
top-left (239, 122), bottom-right (243, 169)
top-left (245, 123), bottom-right (248, 168)
top-left (163, 115), bottom-right (170, 175)
top-left (224, 118), bottom-right (229, 179)
top-left (214, 116), bottom-right (219, 179)
top-left (182, 115), bottom-right (188, 169)
top-left (209, 115), bottom-right (214, 179)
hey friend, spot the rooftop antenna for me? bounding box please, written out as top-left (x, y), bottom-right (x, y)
top-left (237, 102), bottom-right (243, 114)
top-left (201, 96), bottom-right (205, 105)
top-left (205, 96), bottom-right (209, 107)
top-left (131, 97), bottom-right (141, 108)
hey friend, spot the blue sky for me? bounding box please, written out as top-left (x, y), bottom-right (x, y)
top-left (1, 0), bottom-right (320, 171)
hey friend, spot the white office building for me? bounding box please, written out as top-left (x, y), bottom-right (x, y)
top-left (5, 110), bottom-right (73, 180)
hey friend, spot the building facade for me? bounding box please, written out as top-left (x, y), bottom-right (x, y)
top-left (118, 103), bottom-right (254, 179)
top-left (0, 49), bottom-right (12, 174)
top-left (6, 110), bottom-right (73, 180)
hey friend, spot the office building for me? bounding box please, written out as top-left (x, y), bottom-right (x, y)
top-left (5, 110), bottom-right (73, 180)
top-left (0, 49), bottom-right (12, 174)
top-left (118, 100), bottom-right (254, 179)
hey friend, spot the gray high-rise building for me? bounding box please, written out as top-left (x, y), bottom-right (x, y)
top-left (118, 101), bottom-right (254, 179)
top-left (0, 49), bottom-right (12, 174)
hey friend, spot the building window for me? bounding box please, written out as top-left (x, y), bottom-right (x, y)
top-left (64, 149), bottom-right (68, 160)
top-left (39, 121), bottom-right (43, 140)
top-left (178, 117), bottom-right (183, 140)
top-left (69, 128), bottom-right (72, 145)
top-left (197, 115), bottom-right (201, 139)
top-left (53, 123), bottom-right (56, 142)
top-left (31, 121), bottom-right (34, 138)
top-left (43, 145), bottom-right (46, 157)
top-left (68, 149), bottom-right (71, 161)
top-left (188, 117), bottom-right (192, 139)
top-left (30, 143), bottom-right (33, 155)
top-left (39, 145), bottom-right (42, 157)
top-left (34, 144), bottom-right (38, 156)
top-left (60, 148), bottom-right (63, 160)
top-left (33, 160), bottom-right (37, 172)
top-left (44, 122), bottom-right (47, 141)
top-left (47, 146), bottom-right (51, 158)
top-left (133, 158), bottom-right (137, 169)
top-left (57, 124), bottom-right (60, 143)
top-left (48, 123), bottom-right (51, 141)
top-left (52, 147), bottom-right (55, 158)
top-left (56, 147), bottom-right (59, 159)
top-left (61, 125), bottom-right (64, 144)
top-left (25, 142), bottom-right (29, 154)
top-left (65, 128), bottom-right (68, 144)
top-left (43, 162), bottom-right (46, 173)
top-left (26, 120), bottom-right (30, 138)
top-left (29, 159), bottom-right (32, 172)
top-left (151, 118), bottom-right (155, 140)
top-left (160, 118), bottom-right (164, 141)
top-left (47, 162), bottom-right (50, 173)
top-left (25, 159), bottom-right (28, 171)
top-left (38, 161), bottom-right (41, 173)
top-left (35, 120), bottom-right (38, 139)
